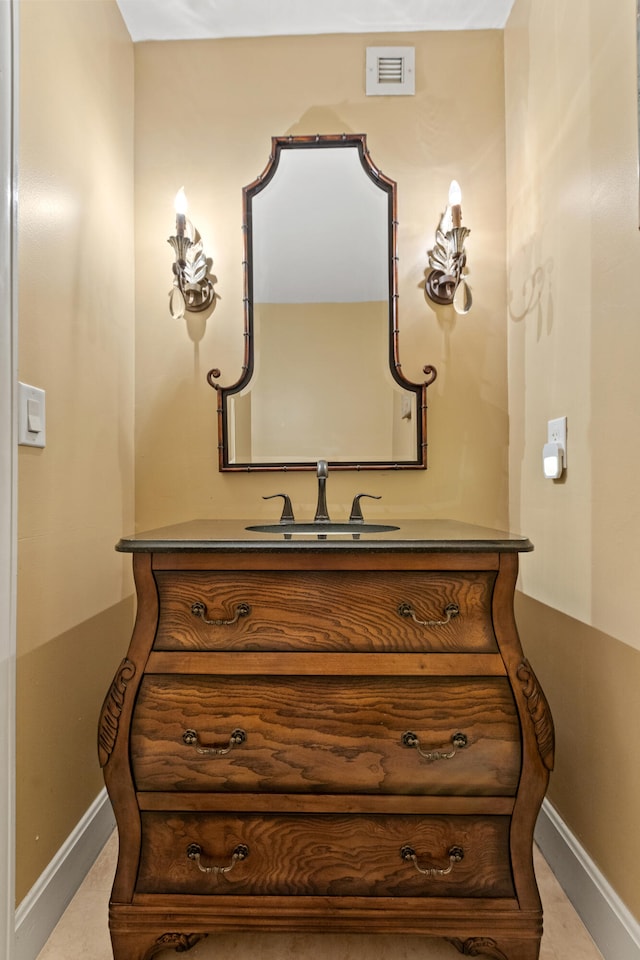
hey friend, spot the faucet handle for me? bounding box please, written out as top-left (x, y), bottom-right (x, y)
top-left (349, 494), bottom-right (381, 523)
top-left (263, 494), bottom-right (295, 523)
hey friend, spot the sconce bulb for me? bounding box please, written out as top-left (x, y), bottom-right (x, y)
top-left (448, 180), bottom-right (462, 229)
top-left (174, 187), bottom-right (188, 215)
top-left (448, 180), bottom-right (462, 206)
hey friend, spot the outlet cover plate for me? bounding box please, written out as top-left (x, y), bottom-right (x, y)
top-left (547, 416), bottom-right (566, 467)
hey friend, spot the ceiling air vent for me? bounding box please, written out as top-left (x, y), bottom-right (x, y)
top-left (366, 47), bottom-right (415, 96)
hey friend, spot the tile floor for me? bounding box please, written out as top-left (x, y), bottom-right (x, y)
top-left (36, 832), bottom-right (605, 960)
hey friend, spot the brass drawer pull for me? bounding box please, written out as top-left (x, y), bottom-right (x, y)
top-left (401, 731), bottom-right (468, 761)
top-left (400, 844), bottom-right (464, 877)
top-left (182, 727), bottom-right (247, 755)
top-left (397, 601), bottom-right (459, 627)
top-left (186, 842), bottom-right (249, 875)
top-left (191, 600), bottom-right (251, 626)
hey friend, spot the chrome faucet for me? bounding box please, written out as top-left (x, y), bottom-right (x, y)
top-left (314, 459), bottom-right (330, 522)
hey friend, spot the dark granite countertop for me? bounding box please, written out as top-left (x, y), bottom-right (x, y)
top-left (116, 518), bottom-right (533, 553)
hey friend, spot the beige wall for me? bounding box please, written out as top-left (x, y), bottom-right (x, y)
top-left (133, 31), bottom-right (509, 530)
top-left (16, 0), bottom-right (134, 903)
top-left (505, 0), bottom-right (640, 920)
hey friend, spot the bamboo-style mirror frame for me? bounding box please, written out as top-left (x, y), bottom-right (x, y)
top-left (207, 133), bottom-right (437, 472)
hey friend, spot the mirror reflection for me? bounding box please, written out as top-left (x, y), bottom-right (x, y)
top-left (209, 134), bottom-right (435, 471)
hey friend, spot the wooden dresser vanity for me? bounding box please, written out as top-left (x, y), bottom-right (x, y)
top-left (99, 518), bottom-right (554, 960)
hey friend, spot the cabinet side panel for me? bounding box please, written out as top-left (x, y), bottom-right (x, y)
top-left (494, 552), bottom-right (553, 911)
top-left (100, 552), bottom-right (159, 903)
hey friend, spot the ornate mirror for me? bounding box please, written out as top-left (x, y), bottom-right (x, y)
top-left (208, 134), bottom-right (436, 471)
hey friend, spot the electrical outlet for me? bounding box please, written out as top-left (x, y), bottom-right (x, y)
top-left (547, 417), bottom-right (567, 467)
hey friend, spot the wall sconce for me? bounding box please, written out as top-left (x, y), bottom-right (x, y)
top-left (167, 187), bottom-right (215, 320)
top-left (425, 180), bottom-right (472, 315)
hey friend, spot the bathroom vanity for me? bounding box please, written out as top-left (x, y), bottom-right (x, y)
top-left (99, 518), bottom-right (553, 960)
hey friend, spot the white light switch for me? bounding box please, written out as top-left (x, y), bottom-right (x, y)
top-left (18, 382), bottom-right (46, 447)
top-left (27, 397), bottom-right (42, 432)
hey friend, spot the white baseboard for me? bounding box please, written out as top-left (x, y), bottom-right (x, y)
top-left (535, 798), bottom-right (640, 960)
top-left (14, 788), bottom-right (115, 960)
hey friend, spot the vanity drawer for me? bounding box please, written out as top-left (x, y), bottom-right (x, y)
top-left (136, 812), bottom-right (514, 899)
top-left (131, 675), bottom-right (520, 795)
top-left (153, 569), bottom-right (498, 653)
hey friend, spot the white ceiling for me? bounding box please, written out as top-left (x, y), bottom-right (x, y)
top-left (115, 0), bottom-right (516, 43)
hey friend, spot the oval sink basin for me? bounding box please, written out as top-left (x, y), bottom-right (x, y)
top-left (246, 522), bottom-right (400, 536)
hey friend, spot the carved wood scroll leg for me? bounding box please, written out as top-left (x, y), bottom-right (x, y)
top-left (146, 933), bottom-right (208, 958)
top-left (111, 931), bottom-right (208, 960)
top-left (447, 938), bottom-right (508, 959)
top-left (447, 936), bottom-right (540, 960)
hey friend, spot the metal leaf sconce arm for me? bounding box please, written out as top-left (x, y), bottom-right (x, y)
top-left (425, 181), bottom-right (472, 315)
top-left (168, 188), bottom-right (216, 320)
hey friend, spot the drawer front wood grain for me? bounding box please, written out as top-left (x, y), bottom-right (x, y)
top-left (131, 676), bottom-right (520, 796)
top-left (136, 812), bottom-right (514, 899)
top-left (153, 570), bottom-right (498, 653)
